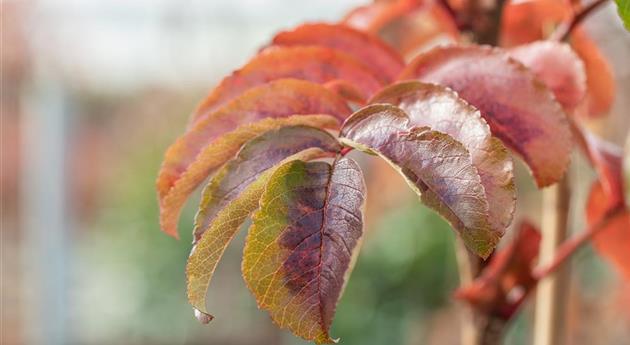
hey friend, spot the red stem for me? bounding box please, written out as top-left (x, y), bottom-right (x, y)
top-left (339, 146), bottom-right (353, 156)
top-left (437, 0), bottom-right (458, 22)
top-left (532, 205), bottom-right (623, 280)
top-left (550, 0), bottom-right (610, 42)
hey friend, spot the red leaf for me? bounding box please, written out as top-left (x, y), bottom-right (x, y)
top-left (455, 221), bottom-right (541, 319)
top-left (400, 45), bottom-right (572, 187)
top-left (499, 0), bottom-right (615, 117)
top-left (271, 23), bottom-right (405, 82)
top-left (189, 46), bottom-right (383, 126)
top-left (587, 182), bottom-right (630, 280)
top-left (509, 41), bottom-right (586, 112)
top-left (340, 104), bottom-right (501, 257)
top-left (580, 127), bottom-right (629, 281)
top-left (577, 125), bottom-right (625, 207)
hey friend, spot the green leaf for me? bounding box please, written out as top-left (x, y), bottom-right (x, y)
top-left (186, 126), bottom-right (341, 321)
top-left (242, 157), bottom-right (366, 344)
top-left (617, 0), bottom-right (630, 31)
top-left (340, 104), bottom-right (500, 258)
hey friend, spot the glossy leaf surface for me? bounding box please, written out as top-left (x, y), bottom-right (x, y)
top-left (242, 158), bottom-right (366, 344)
top-left (187, 126), bottom-right (341, 320)
top-left (340, 104), bottom-right (499, 257)
top-left (400, 45), bottom-right (572, 187)
top-left (272, 23), bottom-right (405, 82)
top-left (370, 81), bottom-right (515, 233)
top-left (509, 41), bottom-right (586, 111)
top-left (190, 46), bottom-right (383, 124)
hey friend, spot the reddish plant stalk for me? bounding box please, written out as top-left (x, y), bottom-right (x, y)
top-left (551, 0), bottom-right (610, 41)
top-left (339, 146), bottom-right (353, 156)
top-left (533, 205), bottom-right (623, 280)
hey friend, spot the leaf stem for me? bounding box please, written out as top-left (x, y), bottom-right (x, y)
top-left (339, 146), bottom-right (353, 156)
top-left (437, 0), bottom-right (458, 23)
top-left (551, 0), bottom-right (610, 42)
top-left (532, 205), bottom-right (623, 280)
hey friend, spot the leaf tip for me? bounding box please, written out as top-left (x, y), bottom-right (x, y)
top-left (194, 308), bottom-right (214, 324)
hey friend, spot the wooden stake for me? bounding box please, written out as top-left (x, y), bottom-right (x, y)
top-left (533, 176), bottom-right (572, 345)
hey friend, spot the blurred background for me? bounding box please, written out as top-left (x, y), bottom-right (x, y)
top-left (1, 1), bottom-right (629, 344)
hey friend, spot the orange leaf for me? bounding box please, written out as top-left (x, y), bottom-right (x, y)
top-left (378, 2), bottom-right (460, 59)
top-left (400, 45), bottom-right (573, 187)
top-left (581, 128), bottom-right (629, 281)
top-left (500, 0), bottom-right (572, 47)
top-left (157, 79), bottom-right (350, 237)
top-left (271, 23), bottom-right (405, 82)
top-left (189, 46), bottom-right (383, 126)
top-left (570, 29), bottom-right (616, 117)
top-left (342, 0), bottom-right (424, 34)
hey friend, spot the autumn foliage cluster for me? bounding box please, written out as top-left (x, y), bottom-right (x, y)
top-left (156, 0), bottom-right (629, 343)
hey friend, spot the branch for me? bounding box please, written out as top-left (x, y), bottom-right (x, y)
top-left (551, 0), bottom-right (610, 42)
top-left (532, 205), bottom-right (624, 280)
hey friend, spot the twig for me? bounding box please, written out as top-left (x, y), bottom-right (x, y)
top-left (532, 205), bottom-right (623, 280)
top-left (551, 0), bottom-right (610, 41)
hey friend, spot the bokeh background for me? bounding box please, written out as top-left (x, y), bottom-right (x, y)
top-left (2, 1), bottom-right (630, 344)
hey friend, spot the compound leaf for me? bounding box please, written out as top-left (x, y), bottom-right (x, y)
top-left (242, 157), bottom-right (366, 344)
